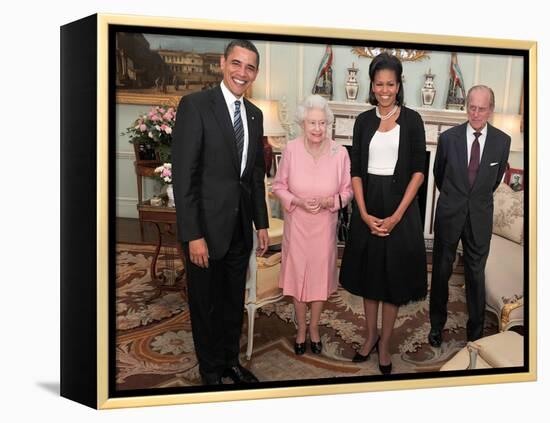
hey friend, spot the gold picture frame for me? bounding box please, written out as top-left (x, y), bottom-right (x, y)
top-left (60, 13), bottom-right (537, 409)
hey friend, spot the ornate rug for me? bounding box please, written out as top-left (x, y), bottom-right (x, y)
top-left (115, 243), bottom-right (498, 390)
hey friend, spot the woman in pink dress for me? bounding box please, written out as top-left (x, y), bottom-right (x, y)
top-left (273, 94), bottom-right (353, 355)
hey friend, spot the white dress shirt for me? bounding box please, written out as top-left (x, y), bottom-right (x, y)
top-left (220, 81), bottom-right (249, 176)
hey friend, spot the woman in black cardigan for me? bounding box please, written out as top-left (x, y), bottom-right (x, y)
top-left (340, 53), bottom-right (427, 375)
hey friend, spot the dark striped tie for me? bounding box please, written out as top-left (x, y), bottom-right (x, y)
top-left (233, 100), bottom-right (244, 162)
top-left (468, 131), bottom-right (481, 187)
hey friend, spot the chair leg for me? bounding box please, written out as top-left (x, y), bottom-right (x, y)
top-left (245, 304), bottom-right (257, 360)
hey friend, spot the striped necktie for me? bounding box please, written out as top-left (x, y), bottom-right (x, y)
top-left (233, 100), bottom-right (244, 161)
top-left (468, 131), bottom-right (481, 187)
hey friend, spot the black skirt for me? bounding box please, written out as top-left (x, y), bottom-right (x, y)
top-left (339, 174), bottom-right (427, 306)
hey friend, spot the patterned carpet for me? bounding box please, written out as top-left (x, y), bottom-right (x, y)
top-left (115, 243), bottom-right (498, 390)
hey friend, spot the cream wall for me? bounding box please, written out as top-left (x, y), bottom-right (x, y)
top-left (117, 43), bottom-right (525, 218)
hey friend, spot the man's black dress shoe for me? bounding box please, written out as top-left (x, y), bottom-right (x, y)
top-left (222, 365), bottom-right (259, 384)
top-left (428, 329), bottom-right (442, 347)
top-left (352, 337), bottom-right (380, 363)
top-left (310, 340), bottom-right (322, 355)
top-left (294, 342), bottom-right (306, 355)
top-left (200, 372), bottom-right (222, 385)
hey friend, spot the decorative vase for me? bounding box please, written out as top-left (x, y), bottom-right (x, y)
top-left (421, 69), bottom-right (436, 107)
top-left (345, 63), bottom-right (359, 102)
top-left (165, 184), bottom-right (175, 207)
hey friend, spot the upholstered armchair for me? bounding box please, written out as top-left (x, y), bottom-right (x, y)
top-left (243, 179), bottom-right (285, 360)
top-left (485, 183), bottom-right (524, 331)
top-left (244, 234), bottom-right (283, 360)
top-left (440, 331), bottom-right (523, 370)
top-left (265, 177), bottom-right (284, 247)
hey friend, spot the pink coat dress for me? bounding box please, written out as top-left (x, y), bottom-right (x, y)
top-left (272, 138), bottom-right (353, 302)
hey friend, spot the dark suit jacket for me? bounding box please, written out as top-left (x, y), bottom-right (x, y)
top-left (350, 106), bottom-right (426, 194)
top-left (171, 86), bottom-right (269, 260)
top-left (433, 122), bottom-right (511, 246)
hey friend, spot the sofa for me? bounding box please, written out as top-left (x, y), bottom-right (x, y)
top-left (485, 182), bottom-right (524, 331)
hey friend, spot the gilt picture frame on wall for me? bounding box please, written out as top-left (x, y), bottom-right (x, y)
top-left (60, 13), bottom-right (537, 409)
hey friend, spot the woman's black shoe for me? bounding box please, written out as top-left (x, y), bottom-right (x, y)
top-left (352, 337), bottom-right (380, 363)
top-left (378, 360), bottom-right (392, 375)
top-left (294, 342), bottom-right (306, 355)
top-left (310, 340), bottom-right (322, 354)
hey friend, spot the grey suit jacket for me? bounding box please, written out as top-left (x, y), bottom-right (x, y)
top-left (433, 122), bottom-right (511, 246)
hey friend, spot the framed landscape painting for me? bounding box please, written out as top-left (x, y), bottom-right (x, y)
top-left (60, 13), bottom-right (537, 409)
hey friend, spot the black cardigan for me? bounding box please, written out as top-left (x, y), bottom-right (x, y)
top-left (350, 106), bottom-right (426, 194)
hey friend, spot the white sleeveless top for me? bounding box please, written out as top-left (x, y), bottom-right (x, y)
top-left (368, 124), bottom-right (400, 175)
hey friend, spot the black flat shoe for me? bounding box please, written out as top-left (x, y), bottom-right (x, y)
top-left (379, 360), bottom-right (392, 375)
top-left (310, 340), bottom-right (322, 355)
top-left (294, 342), bottom-right (306, 355)
top-left (352, 337), bottom-right (380, 363)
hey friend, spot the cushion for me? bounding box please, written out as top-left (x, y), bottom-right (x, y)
top-left (493, 183), bottom-right (524, 244)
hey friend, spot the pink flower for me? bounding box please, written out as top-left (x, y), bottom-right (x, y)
top-left (139, 124), bottom-right (147, 132)
top-left (160, 124), bottom-right (172, 134)
top-left (151, 114), bottom-right (161, 122)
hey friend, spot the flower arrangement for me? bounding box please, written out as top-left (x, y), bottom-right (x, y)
top-left (124, 105), bottom-right (176, 162)
top-left (154, 163), bottom-right (172, 184)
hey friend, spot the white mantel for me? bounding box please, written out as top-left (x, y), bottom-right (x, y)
top-left (329, 101), bottom-right (467, 146)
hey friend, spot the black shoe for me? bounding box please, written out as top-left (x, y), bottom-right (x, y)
top-left (428, 329), bottom-right (442, 348)
top-left (378, 359), bottom-right (392, 375)
top-left (310, 340), bottom-right (322, 355)
top-left (222, 365), bottom-right (259, 384)
top-left (294, 342), bottom-right (306, 355)
top-left (200, 372), bottom-right (222, 385)
top-left (352, 337), bottom-right (380, 363)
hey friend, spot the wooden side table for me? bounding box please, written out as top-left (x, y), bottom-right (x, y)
top-left (137, 201), bottom-right (186, 300)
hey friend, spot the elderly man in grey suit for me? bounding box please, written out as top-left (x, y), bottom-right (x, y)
top-left (429, 85), bottom-right (511, 347)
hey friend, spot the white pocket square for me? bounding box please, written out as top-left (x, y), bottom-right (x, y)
top-left (490, 162), bottom-right (499, 166)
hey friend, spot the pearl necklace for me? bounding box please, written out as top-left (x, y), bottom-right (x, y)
top-left (376, 104), bottom-right (398, 121)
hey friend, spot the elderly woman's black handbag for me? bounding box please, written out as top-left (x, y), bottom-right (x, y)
top-left (336, 194), bottom-right (350, 244)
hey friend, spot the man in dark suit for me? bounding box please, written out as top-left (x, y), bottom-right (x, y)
top-left (172, 40), bottom-right (269, 384)
top-left (429, 85), bottom-right (511, 346)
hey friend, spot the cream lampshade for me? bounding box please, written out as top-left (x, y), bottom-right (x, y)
top-left (491, 113), bottom-right (523, 152)
top-left (251, 99), bottom-right (287, 149)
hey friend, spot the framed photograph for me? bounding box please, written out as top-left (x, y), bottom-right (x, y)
top-left (505, 167), bottom-right (525, 191)
top-left (61, 13), bottom-right (537, 409)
